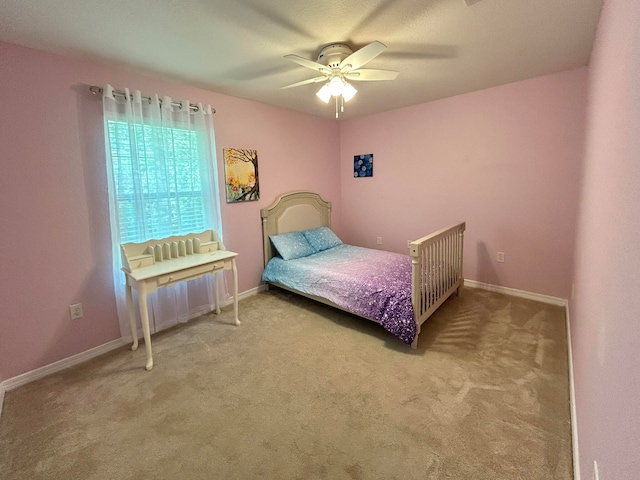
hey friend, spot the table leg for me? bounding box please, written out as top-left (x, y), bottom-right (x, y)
top-left (232, 259), bottom-right (240, 325)
top-left (125, 282), bottom-right (138, 351)
top-left (138, 285), bottom-right (154, 370)
top-left (214, 271), bottom-right (221, 315)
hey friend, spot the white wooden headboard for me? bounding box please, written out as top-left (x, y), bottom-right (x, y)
top-left (260, 191), bottom-right (332, 267)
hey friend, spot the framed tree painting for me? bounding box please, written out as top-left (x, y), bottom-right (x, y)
top-left (223, 148), bottom-right (260, 202)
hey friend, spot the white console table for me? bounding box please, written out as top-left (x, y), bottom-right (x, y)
top-left (121, 230), bottom-right (239, 370)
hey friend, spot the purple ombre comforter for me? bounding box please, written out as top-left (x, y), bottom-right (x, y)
top-left (262, 244), bottom-right (416, 345)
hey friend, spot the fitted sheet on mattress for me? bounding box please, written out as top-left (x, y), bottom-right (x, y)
top-left (262, 244), bottom-right (417, 345)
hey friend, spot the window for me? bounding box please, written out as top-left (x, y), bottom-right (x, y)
top-left (107, 120), bottom-right (208, 243)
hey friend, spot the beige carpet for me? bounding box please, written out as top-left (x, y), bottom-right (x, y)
top-left (0, 287), bottom-right (572, 479)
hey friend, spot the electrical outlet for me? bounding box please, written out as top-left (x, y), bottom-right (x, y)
top-left (496, 252), bottom-right (505, 263)
top-left (70, 303), bottom-right (83, 320)
top-left (407, 240), bottom-right (411, 248)
top-left (376, 236), bottom-right (382, 245)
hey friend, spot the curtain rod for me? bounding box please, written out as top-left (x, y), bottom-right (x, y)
top-left (88, 85), bottom-right (216, 114)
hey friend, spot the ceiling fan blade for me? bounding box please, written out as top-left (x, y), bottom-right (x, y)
top-left (344, 69), bottom-right (399, 81)
top-left (284, 55), bottom-right (331, 74)
top-left (339, 41), bottom-right (387, 71)
top-left (238, 2), bottom-right (315, 39)
top-left (280, 76), bottom-right (328, 89)
top-left (384, 42), bottom-right (458, 60)
top-left (347, 0), bottom-right (396, 38)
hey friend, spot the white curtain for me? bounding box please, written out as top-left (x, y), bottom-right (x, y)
top-left (101, 84), bottom-right (224, 339)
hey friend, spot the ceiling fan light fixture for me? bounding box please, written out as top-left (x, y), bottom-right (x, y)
top-left (342, 82), bottom-right (357, 102)
top-left (328, 76), bottom-right (345, 96)
top-left (316, 84), bottom-right (331, 103)
top-left (283, 40), bottom-right (397, 118)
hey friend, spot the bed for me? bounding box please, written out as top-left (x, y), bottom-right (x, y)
top-left (261, 191), bottom-right (465, 348)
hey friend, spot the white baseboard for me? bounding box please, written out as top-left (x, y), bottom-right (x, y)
top-left (1, 338), bottom-right (127, 394)
top-left (234, 284), bottom-right (267, 302)
top-left (466, 279), bottom-right (578, 478)
top-left (0, 286), bottom-right (267, 423)
top-left (0, 384), bottom-right (4, 421)
top-left (0, 337), bottom-right (127, 424)
top-left (566, 303), bottom-right (580, 480)
top-left (464, 279), bottom-right (568, 306)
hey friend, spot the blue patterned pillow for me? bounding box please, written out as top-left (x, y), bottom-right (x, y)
top-left (302, 227), bottom-right (343, 252)
top-left (270, 231), bottom-right (316, 260)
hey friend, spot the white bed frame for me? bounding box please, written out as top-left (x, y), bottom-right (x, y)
top-left (261, 191), bottom-right (465, 348)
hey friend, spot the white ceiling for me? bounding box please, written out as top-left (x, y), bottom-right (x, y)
top-left (0, 0), bottom-right (603, 120)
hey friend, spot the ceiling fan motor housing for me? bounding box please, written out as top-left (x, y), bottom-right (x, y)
top-left (282, 40), bottom-right (397, 118)
top-left (317, 43), bottom-right (353, 68)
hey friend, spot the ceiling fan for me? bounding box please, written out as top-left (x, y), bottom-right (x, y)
top-left (281, 41), bottom-right (399, 118)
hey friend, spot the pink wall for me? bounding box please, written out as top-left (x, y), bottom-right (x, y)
top-left (0, 41), bottom-right (340, 382)
top-left (572, 0), bottom-right (640, 478)
top-left (339, 68), bottom-right (588, 299)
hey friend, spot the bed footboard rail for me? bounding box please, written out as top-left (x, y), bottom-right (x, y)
top-left (409, 222), bottom-right (466, 332)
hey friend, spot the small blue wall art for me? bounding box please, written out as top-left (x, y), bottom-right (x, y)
top-left (354, 153), bottom-right (373, 177)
